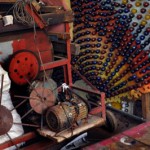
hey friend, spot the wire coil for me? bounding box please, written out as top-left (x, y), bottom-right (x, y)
top-left (13, 0), bottom-right (33, 26)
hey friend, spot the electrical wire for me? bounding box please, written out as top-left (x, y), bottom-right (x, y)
top-left (29, 1), bottom-right (55, 86)
top-left (13, 0), bottom-right (62, 91)
top-left (13, 0), bottom-right (33, 26)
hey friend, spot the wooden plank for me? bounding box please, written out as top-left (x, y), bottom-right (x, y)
top-left (0, 0), bottom-right (16, 3)
top-left (123, 122), bottom-right (150, 146)
top-left (0, 11), bottom-right (73, 34)
top-left (84, 122), bottom-right (150, 150)
top-left (52, 41), bottom-right (80, 55)
top-left (42, 11), bottom-right (74, 25)
top-left (40, 6), bottom-right (64, 13)
top-left (141, 93), bottom-right (150, 121)
top-left (37, 115), bottom-right (105, 143)
top-left (0, 21), bottom-right (31, 35)
top-left (48, 32), bottom-right (70, 40)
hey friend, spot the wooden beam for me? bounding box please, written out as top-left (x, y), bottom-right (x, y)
top-left (42, 11), bottom-right (74, 25)
top-left (37, 116), bottom-right (105, 143)
top-left (48, 32), bottom-right (70, 40)
top-left (0, 11), bottom-right (73, 34)
top-left (0, 0), bottom-right (16, 3)
top-left (52, 41), bottom-right (80, 55)
top-left (141, 93), bottom-right (150, 121)
top-left (40, 6), bottom-right (64, 13)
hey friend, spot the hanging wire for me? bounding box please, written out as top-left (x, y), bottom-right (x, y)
top-left (28, 0), bottom-right (54, 86)
top-left (13, 0), bottom-right (57, 89)
top-left (13, 0), bottom-right (33, 26)
top-left (5, 3), bottom-right (16, 15)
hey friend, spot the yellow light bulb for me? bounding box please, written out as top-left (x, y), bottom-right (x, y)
top-left (131, 9), bottom-right (137, 14)
top-left (145, 14), bottom-right (150, 20)
top-left (122, 0), bottom-right (128, 4)
top-left (141, 20), bottom-right (147, 26)
top-left (135, 2), bottom-right (141, 7)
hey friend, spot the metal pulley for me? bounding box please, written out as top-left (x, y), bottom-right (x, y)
top-left (30, 78), bottom-right (58, 99)
top-left (46, 97), bottom-right (88, 132)
top-left (29, 87), bottom-right (56, 114)
top-left (8, 50), bottom-right (40, 85)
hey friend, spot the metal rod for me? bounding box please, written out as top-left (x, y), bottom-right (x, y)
top-left (0, 74), bottom-right (4, 105)
top-left (14, 95), bottom-right (30, 99)
top-left (23, 76), bottom-right (46, 103)
top-left (6, 133), bottom-right (19, 150)
top-left (14, 95), bottom-right (39, 100)
top-left (11, 99), bottom-right (28, 112)
top-left (106, 105), bottom-right (146, 122)
top-left (13, 122), bottom-right (40, 128)
top-left (21, 101), bottom-right (42, 119)
top-left (21, 108), bottom-right (33, 120)
top-left (41, 111), bottom-right (44, 130)
top-left (71, 85), bottom-right (99, 95)
top-left (72, 67), bottom-right (99, 92)
top-left (23, 76), bottom-right (42, 98)
top-left (88, 101), bottom-right (99, 107)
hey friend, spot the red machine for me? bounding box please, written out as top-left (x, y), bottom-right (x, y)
top-left (0, 2), bottom-right (107, 149)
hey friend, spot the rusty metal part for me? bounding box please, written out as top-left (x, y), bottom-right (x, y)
top-left (46, 97), bottom-right (88, 132)
top-left (13, 122), bottom-right (40, 128)
top-left (29, 87), bottom-right (56, 114)
top-left (24, 3), bottom-right (46, 29)
top-left (0, 132), bottom-right (37, 149)
top-left (105, 110), bottom-right (118, 132)
top-left (8, 50), bottom-right (40, 85)
top-left (0, 105), bottom-right (13, 136)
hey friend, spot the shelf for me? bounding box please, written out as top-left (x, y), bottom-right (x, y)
top-left (37, 115), bottom-right (105, 143)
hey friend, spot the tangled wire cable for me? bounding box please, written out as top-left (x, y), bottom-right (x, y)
top-left (13, 0), bottom-right (33, 26)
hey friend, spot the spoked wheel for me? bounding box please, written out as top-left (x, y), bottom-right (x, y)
top-left (0, 50), bottom-right (58, 149)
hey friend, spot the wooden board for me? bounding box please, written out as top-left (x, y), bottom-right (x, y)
top-left (40, 6), bottom-right (64, 13)
top-left (142, 93), bottom-right (150, 121)
top-left (84, 122), bottom-right (150, 150)
top-left (52, 41), bottom-right (80, 55)
top-left (0, 0), bottom-right (16, 3)
top-left (0, 11), bottom-right (73, 34)
top-left (37, 115), bottom-right (105, 143)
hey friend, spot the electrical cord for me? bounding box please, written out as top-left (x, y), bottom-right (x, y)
top-left (13, 0), bottom-right (33, 26)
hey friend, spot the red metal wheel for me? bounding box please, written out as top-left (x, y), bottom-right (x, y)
top-left (8, 50), bottom-right (40, 85)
